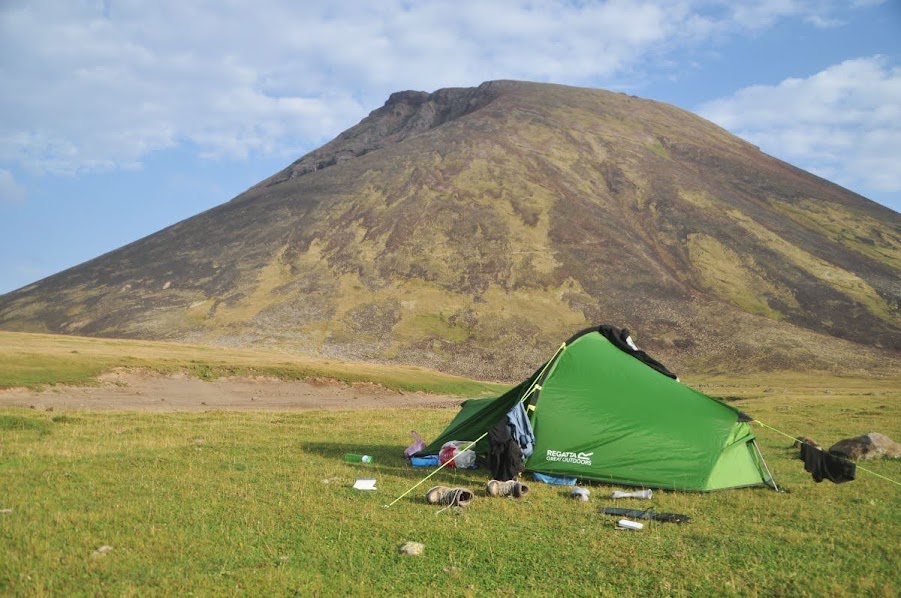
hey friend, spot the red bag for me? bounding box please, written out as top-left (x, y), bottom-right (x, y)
top-left (439, 443), bottom-right (459, 468)
top-left (438, 440), bottom-right (476, 468)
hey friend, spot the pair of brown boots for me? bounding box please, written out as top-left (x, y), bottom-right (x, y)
top-left (425, 479), bottom-right (531, 507)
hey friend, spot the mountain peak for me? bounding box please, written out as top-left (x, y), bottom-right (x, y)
top-left (258, 81), bottom-right (507, 187)
top-left (2, 81), bottom-right (898, 379)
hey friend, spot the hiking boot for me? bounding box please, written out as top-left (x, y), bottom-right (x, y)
top-left (425, 486), bottom-right (474, 507)
top-left (486, 479), bottom-right (530, 498)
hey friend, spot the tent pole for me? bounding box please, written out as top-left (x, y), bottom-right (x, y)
top-left (752, 439), bottom-right (779, 492)
top-left (518, 342), bottom-right (566, 405)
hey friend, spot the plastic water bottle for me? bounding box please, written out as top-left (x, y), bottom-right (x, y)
top-left (344, 453), bottom-right (375, 464)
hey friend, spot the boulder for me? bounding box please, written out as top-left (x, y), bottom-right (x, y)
top-left (828, 433), bottom-right (901, 460)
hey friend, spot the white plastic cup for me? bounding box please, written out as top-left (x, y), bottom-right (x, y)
top-left (611, 489), bottom-right (652, 499)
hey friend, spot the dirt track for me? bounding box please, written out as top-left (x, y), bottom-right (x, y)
top-left (0, 371), bottom-right (466, 412)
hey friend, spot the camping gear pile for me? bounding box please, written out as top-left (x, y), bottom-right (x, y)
top-left (376, 324), bottom-right (895, 521)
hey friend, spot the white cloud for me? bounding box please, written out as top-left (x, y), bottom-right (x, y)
top-left (0, 169), bottom-right (27, 203)
top-left (0, 0), bottom-right (885, 177)
top-left (0, 1), bottom-right (372, 174)
top-left (698, 56), bottom-right (901, 195)
top-left (804, 14), bottom-right (844, 28)
top-left (727, 0), bottom-right (805, 30)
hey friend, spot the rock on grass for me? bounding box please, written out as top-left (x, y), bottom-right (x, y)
top-left (398, 541), bottom-right (424, 556)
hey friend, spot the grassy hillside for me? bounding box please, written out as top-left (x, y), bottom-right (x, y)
top-left (1, 380), bottom-right (899, 595)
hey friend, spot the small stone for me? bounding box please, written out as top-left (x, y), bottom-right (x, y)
top-left (792, 436), bottom-right (820, 450)
top-left (571, 487), bottom-right (590, 501)
top-left (91, 545), bottom-right (113, 558)
top-left (399, 541), bottom-right (425, 556)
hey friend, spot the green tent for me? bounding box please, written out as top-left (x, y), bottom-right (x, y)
top-left (422, 326), bottom-right (775, 492)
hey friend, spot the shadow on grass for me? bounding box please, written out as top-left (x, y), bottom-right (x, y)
top-left (301, 440), bottom-right (490, 482)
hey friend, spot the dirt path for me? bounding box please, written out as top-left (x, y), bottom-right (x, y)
top-left (0, 370), bottom-right (467, 412)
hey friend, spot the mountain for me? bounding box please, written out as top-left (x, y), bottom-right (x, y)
top-left (1, 80), bottom-right (899, 380)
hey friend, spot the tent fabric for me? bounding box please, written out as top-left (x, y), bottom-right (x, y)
top-left (420, 325), bottom-right (773, 492)
top-left (420, 367), bottom-right (543, 456)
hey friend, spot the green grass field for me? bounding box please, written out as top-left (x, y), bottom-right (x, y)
top-left (0, 331), bottom-right (505, 396)
top-left (1, 332), bottom-right (899, 595)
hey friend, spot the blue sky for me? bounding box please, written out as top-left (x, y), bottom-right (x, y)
top-left (1, 0), bottom-right (899, 295)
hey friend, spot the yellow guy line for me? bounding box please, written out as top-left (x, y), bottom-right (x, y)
top-left (753, 419), bottom-right (901, 488)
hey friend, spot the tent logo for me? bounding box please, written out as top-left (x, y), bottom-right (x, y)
top-left (546, 449), bottom-right (593, 466)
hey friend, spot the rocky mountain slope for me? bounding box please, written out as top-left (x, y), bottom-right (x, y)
top-left (1, 80), bottom-right (898, 380)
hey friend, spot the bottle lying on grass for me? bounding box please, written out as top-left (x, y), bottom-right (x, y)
top-left (344, 453), bottom-right (375, 464)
